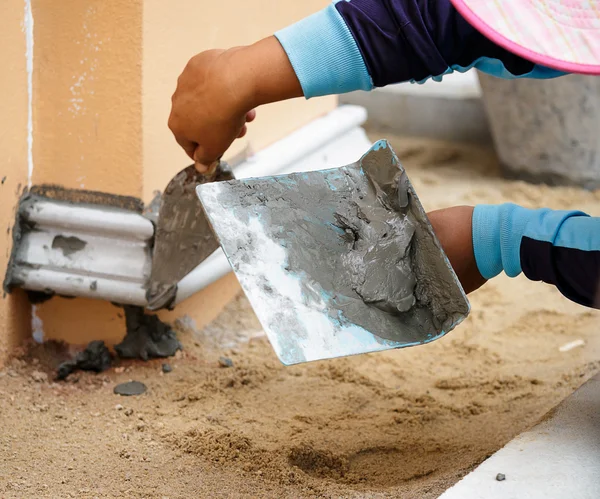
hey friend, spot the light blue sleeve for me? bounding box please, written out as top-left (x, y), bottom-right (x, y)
top-left (472, 204), bottom-right (589, 280)
top-left (274, 4), bottom-right (373, 98)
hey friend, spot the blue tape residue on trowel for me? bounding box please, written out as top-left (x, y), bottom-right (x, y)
top-left (372, 140), bottom-right (388, 151)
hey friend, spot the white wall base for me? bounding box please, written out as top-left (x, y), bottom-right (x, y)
top-left (440, 373), bottom-right (600, 499)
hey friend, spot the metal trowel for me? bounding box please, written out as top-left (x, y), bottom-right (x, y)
top-left (146, 161), bottom-right (234, 310)
top-left (196, 140), bottom-right (470, 365)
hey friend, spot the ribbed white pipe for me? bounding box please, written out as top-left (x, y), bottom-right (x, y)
top-left (17, 268), bottom-right (148, 306)
top-left (23, 199), bottom-right (154, 241)
top-left (234, 105), bottom-right (367, 179)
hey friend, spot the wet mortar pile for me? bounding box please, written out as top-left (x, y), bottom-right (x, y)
top-left (1, 136), bottom-right (600, 498)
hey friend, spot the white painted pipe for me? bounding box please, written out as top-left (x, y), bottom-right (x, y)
top-left (233, 105), bottom-right (367, 179)
top-left (17, 268), bottom-right (148, 306)
top-left (174, 105), bottom-right (369, 305)
top-left (23, 199), bottom-right (154, 241)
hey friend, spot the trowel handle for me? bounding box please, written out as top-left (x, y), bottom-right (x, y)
top-left (194, 159), bottom-right (219, 176)
top-left (192, 159), bottom-right (234, 182)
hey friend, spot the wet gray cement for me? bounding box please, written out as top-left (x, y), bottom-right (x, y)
top-left (56, 340), bottom-right (112, 380)
top-left (207, 141), bottom-right (469, 349)
top-left (51, 235), bottom-right (87, 257)
top-left (54, 308), bottom-right (181, 380)
top-left (114, 306), bottom-right (182, 361)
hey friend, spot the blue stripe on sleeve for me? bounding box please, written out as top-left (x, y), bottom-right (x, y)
top-left (274, 4), bottom-right (372, 99)
top-left (413, 58), bottom-right (566, 85)
top-left (472, 204), bottom-right (589, 280)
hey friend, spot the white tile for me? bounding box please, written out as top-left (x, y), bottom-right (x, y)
top-left (440, 374), bottom-right (600, 499)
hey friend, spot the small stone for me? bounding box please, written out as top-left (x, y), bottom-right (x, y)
top-left (218, 357), bottom-right (234, 368)
top-left (496, 473), bottom-right (506, 482)
top-left (31, 370), bottom-right (48, 383)
top-left (124, 408), bottom-right (134, 416)
top-left (114, 367), bottom-right (125, 374)
top-left (175, 350), bottom-right (183, 360)
top-left (114, 381), bottom-right (147, 396)
top-left (136, 422), bottom-right (146, 431)
top-left (115, 404), bottom-right (124, 411)
top-left (161, 363), bottom-right (172, 374)
top-left (7, 369), bottom-right (18, 378)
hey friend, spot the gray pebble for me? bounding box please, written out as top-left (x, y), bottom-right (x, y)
top-left (218, 357), bottom-right (234, 368)
top-left (114, 381), bottom-right (147, 396)
top-left (162, 363), bottom-right (172, 374)
top-left (496, 473), bottom-right (506, 482)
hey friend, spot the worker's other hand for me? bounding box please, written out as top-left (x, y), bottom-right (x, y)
top-left (169, 48), bottom-right (256, 172)
top-left (427, 206), bottom-right (486, 294)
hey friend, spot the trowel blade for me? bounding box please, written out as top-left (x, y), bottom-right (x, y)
top-left (146, 162), bottom-right (234, 310)
top-left (196, 140), bottom-right (470, 365)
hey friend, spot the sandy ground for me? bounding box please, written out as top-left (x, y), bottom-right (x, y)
top-left (1, 135), bottom-right (600, 499)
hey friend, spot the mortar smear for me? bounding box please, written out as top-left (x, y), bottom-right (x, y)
top-left (114, 306), bottom-right (182, 361)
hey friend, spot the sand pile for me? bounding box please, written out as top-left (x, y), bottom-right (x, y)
top-left (1, 136), bottom-right (599, 498)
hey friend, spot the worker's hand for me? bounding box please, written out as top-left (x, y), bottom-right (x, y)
top-left (427, 206), bottom-right (486, 294)
top-left (169, 37), bottom-right (303, 172)
top-left (168, 48), bottom-right (257, 172)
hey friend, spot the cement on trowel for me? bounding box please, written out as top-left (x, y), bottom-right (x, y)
top-left (197, 140), bottom-right (469, 365)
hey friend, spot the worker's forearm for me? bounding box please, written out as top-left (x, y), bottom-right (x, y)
top-left (228, 37), bottom-right (304, 111)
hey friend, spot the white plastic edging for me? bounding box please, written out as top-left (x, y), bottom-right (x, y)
top-left (233, 105), bottom-right (367, 179)
top-left (17, 268), bottom-right (148, 306)
top-left (23, 199), bottom-right (154, 241)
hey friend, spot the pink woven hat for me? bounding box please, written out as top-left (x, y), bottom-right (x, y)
top-left (451, 0), bottom-right (600, 75)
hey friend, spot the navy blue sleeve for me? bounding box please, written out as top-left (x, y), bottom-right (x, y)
top-left (473, 204), bottom-right (600, 309)
top-left (275, 1), bottom-right (565, 98)
top-left (334, 0), bottom-right (538, 87)
top-left (521, 218), bottom-right (600, 308)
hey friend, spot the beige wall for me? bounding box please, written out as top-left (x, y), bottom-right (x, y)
top-left (0, 0), bottom-right (33, 364)
top-left (1, 0), bottom-right (335, 350)
top-left (31, 0), bottom-right (143, 195)
top-left (31, 0), bottom-right (144, 345)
